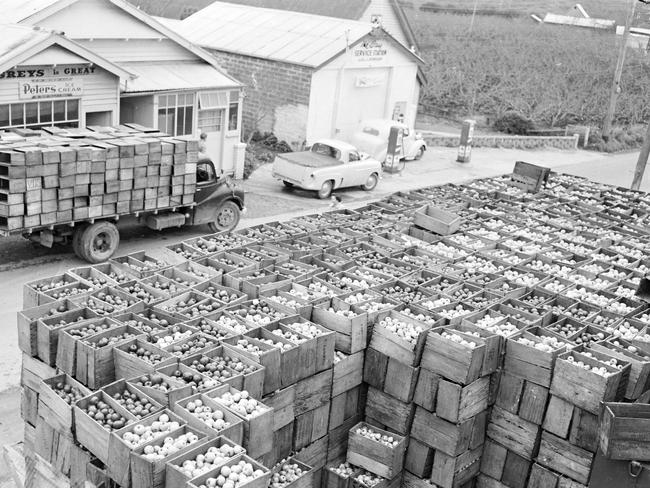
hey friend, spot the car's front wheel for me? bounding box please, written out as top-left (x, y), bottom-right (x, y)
top-left (317, 180), bottom-right (333, 199)
top-left (208, 201), bottom-right (241, 232)
top-left (362, 173), bottom-right (379, 191)
top-left (414, 146), bottom-right (425, 160)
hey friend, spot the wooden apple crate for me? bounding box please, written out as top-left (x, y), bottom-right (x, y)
top-left (280, 316), bottom-right (335, 374)
top-left (109, 251), bottom-right (168, 279)
top-left (598, 402), bottom-right (650, 461)
top-left (75, 323), bottom-right (145, 389)
top-left (430, 445), bottom-right (482, 488)
top-left (55, 316), bottom-right (123, 377)
top-left (295, 368), bottom-right (333, 416)
top-left (368, 310), bottom-right (433, 367)
top-left (262, 322), bottom-right (316, 386)
top-left (455, 319), bottom-right (506, 375)
top-left (73, 390), bottom-right (138, 464)
top-left (165, 435), bottom-right (246, 488)
top-left (332, 350), bottom-right (364, 398)
top-left (113, 338), bottom-right (177, 380)
top-left (101, 378), bottom-right (164, 420)
top-left (172, 392), bottom-right (245, 445)
top-left (154, 362), bottom-right (220, 397)
top-left (107, 408), bottom-right (186, 486)
top-left (72, 285), bottom-right (146, 316)
top-left (130, 425), bottom-right (207, 488)
top-left (228, 270), bottom-right (292, 298)
top-left (363, 348), bottom-right (419, 404)
top-left (414, 205), bottom-right (461, 235)
top-left (403, 438), bottom-right (434, 479)
top-left (158, 265), bottom-right (208, 288)
top-left (542, 395), bottom-right (599, 455)
top-left (203, 344), bottom-right (265, 399)
top-left (191, 278), bottom-right (247, 307)
top-left (68, 262), bottom-right (139, 287)
top-left (206, 384), bottom-right (273, 458)
top-left (325, 458), bottom-right (364, 488)
top-left (329, 385), bottom-right (366, 433)
top-left (536, 431), bottom-right (594, 485)
top-left (352, 469), bottom-right (403, 488)
top-left (294, 434), bottom-right (329, 487)
top-left (186, 454), bottom-right (271, 488)
top-left (223, 331), bottom-right (282, 394)
top-left (494, 372), bottom-right (550, 426)
top-left (327, 414), bottom-right (362, 464)
top-left (276, 260), bottom-right (324, 281)
top-left (364, 387), bottom-right (415, 437)
top-left (591, 337), bottom-right (650, 400)
top-left (18, 298), bottom-right (80, 357)
top-left (421, 328), bottom-right (486, 385)
top-left (504, 328), bottom-right (569, 388)
top-left (436, 376), bottom-right (490, 424)
top-left (486, 406), bottom-right (540, 460)
top-left (38, 373), bottom-right (92, 434)
top-left (346, 422), bottom-right (406, 479)
top-left (127, 370), bottom-right (193, 408)
top-left (161, 332), bottom-right (220, 361)
top-left (293, 401), bottom-right (330, 451)
top-left (411, 406), bottom-right (485, 458)
top-left (199, 251), bottom-right (259, 276)
top-left (550, 348), bottom-right (629, 414)
top-left (312, 300), bottom-right (369, 354)
top-left (152, 289), bottom-right (212, 320)
top-left (479, 439), bottom-right (534, 488)
top-left (261, 287), bottom-right (313, 320)
top-left (263, 384), bottom-right (296, 432)
top-left (36, 307), bottom-right (99, 366)
top-left (23, 272), bottom-right (83, 308)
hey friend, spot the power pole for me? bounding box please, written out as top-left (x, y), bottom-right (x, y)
top-left (469, 0), bottom-right (479, 34)
top-left (602, 0), bottom-right (637, 140)
top-left (631, 122), bottom-right (650, 190)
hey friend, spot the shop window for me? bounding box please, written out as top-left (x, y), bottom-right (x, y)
top-left (0, 99), bottom-right (80, 130)
top-left (198, 108), bottom-right (224, 133)
top-left (228, 90), bottom-right (239, 131)
top-left (157, 92), bottom-right (194, 136)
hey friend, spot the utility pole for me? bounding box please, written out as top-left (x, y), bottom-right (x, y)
top-left (469, 0), bottom-right (479, 34)
top-left (631, 122), bottom-right (650, 190)
top-left (602, 0), bottom-right (637, 140)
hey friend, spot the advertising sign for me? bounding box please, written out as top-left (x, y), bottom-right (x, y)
top-left (19, 77), bottom-right (84, 100)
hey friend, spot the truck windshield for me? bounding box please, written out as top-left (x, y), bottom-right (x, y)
top-left (197, 161), bottom-right (216, 183)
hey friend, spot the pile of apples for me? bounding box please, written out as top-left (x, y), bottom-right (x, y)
top-left (330, 462), bottom-right (356, 478)
top-left (88, 331), bottom-right (138, 349)
top-left (376, 317), bottom-right (423, 345)
top-left (141, 431), bottom-right (201, 461)
top-left (440, 331), bottom-right (477, 348)
top-left (81, 395), bottom-right (130, 431)
top-left (270, 460), bottom-right (306, 488)
top-left (154, 328), bottom-right (194, 348)
top-left (355, 425), bottom-right (399, 447)
top-left (121, 413), bottom-right (180, 448)
top-left (68, 320), bottom-right (118, 339)
top-left (258, 336), bottom-right (296, 353)
top-left (195, 460), bottom-right (266, 488)
top-left (111, 388), bottom-right (158, 419)
top-left (50, 380), bottom-right (85, 405)
top-left (132, 374), bottom-right (176, 393)
top-left (271, 328), bottom-right (307, 345)
top-left (284, 321), bottom-right (323, 339)
top-left (216, 390), bottom-right (267, 419)
top-left (185, 399), bottom-right (232, 432)
top-left (566, 355), bottom-right (614, 376)
top-left (178, 443), bottom-right (246, 479)
top-left (166, 336), bottom-right (216, 358)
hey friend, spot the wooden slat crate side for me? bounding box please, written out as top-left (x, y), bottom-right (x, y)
top-left (536, 432), bottom-right (594, 485)
top-left (436, 376), bottom-right (489, 424)
top-left (410, 406), bottom-right (473, 457)
top-left (413, 368), bottom-right (440, 412)
top-left (429, 445), bottom-right (482, 488)
top-left (365, 387), bottom-right (415, 437)
top-left (486, 406), bottom-right (540, 460)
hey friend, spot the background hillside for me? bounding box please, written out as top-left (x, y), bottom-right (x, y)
top-left (401, 0), bottom-right (649, 137)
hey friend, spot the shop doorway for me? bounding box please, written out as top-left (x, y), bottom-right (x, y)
top-left (86, 110), bottom-right (113, 127)
top-left (336, 67), bottom-right (390, 139)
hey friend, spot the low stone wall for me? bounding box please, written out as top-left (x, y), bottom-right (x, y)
top-left (422, 133), bottom-right (579, 150)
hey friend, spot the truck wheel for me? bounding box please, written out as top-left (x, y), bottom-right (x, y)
top-left (76, 222), bottom-right (120, 263)
top-left (209, 201), bottom-right (241, 232)
top-left (362, 173), bottom-right (379, 191)
top-left (72, 224), bottom-right (88, 259)
top-left (317, 180), bottom-right (333, 199)
top-left (283, 181), bottom-right (294, 188)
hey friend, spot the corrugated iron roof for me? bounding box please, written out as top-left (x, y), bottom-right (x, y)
top-left (173, 1), bottom-right (373, 68)
top-left (1, 0), bottom-right (61, 23)
top-left (121, 61), bottom-right (241, 93)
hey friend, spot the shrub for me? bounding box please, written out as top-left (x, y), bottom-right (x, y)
top-left (493, 112), bottom-right (535, 135)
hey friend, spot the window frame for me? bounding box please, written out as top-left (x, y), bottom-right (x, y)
top-left (156, 92), bottom-right (195, 136)
top-left (0, 98), bottom-right (81, 130)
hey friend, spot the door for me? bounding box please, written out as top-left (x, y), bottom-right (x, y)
top-left (347, 150), bottom-right (371, 186)
top-left (335, 67), bottom-right (390, 140)
top-left (197, 92), bottom-right (227, 173)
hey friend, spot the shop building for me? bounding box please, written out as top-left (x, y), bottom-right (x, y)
top-left (166, 1), bottom-right (424, 149)
top-left (2, 0), bottom-right (246, 176)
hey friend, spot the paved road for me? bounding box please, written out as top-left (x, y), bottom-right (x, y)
top-left (0, 146), bottom-right (645, 476)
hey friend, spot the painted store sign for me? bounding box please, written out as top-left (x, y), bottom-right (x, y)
top-left (0, 65), bottom-right (95, 100)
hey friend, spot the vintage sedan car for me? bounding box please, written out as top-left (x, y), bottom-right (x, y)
top-left (350, 119), bottom-right (426, 164)
top-left (272, 139), bottom-right (382, 199)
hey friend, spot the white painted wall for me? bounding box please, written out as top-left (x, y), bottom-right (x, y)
top-left (306, 35), bottom-right (420, 144)
top-left (360, 0), bottom-right (409, 47)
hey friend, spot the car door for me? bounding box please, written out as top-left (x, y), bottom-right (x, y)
top-left (347, 150), bottom-right (372, 186)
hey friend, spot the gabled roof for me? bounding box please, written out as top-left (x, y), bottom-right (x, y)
top-left (0, 24), bottom-right (134, 81)
top-left (3, 0), bottom-right (242, 87)
top-left (172, 1), bottom-right (422, 69)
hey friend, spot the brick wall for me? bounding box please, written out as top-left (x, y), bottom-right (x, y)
top-left (209, 50), bottom-right (314, 150)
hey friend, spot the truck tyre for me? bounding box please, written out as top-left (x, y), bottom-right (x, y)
top-left (362, 173), bottom-right (379, 191)
top-left (209, 201), bottom-right (241, 232)
top-left (317, 180), bottom-right (333, 199)
top-left (283, 181), bottom-right (294, 188)
top-left (76, 221), bottom-right (120, 263)
top-left (72, 224), bottom-right (88, 259)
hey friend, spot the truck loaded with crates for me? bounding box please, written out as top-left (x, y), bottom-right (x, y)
top-left (0, 124), bottom-right (244, 263)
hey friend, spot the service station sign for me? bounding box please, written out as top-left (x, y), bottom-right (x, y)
top-left (353, 39), bottom-right (387, 62)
